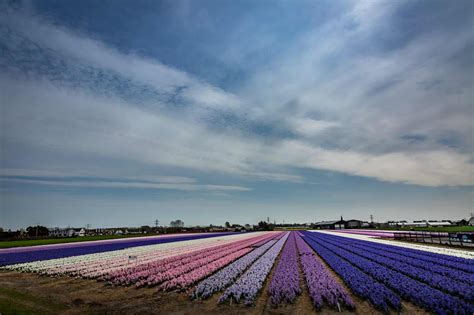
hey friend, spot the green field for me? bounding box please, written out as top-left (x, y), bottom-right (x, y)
top-left (0, 234), bottom-right (157, 249)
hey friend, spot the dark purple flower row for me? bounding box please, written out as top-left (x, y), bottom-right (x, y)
top-left (339, 238), bottom-right (474, 285)
top-left (317, 234), bottom-right (474, 302)
top-left (299, 233), bottom-right (400, 313)
top-left (268, 231), bottom-right (300, 304)
top-left (295, 233), bottom-right (354, 310)
top-left (332, 234), bottom-right (474, 275)
top-left (303, 232), bottom-right (474, 315)
top-left (0, 233), bottom-right (237, 266)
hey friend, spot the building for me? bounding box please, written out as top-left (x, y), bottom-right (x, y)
top-left (345, 219), bottom-right (364, 229)
top-left (49, 228), bottom-right (85, 237)
top-left (312, 219), bottom-right (345, 230)
top-left (469, 216), bottom-right (474, 226)
top-left (427, 221), bottom-right (452, 227)
top-left (404, 221), bottom-right (429, 227)
top-left (452, 219), bottom-right (468, 226)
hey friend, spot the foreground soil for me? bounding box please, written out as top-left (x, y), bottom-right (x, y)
top-left (0, 270), bottom-right (428, 315)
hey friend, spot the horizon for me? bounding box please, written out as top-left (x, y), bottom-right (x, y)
top-left (1, 0), bottom-right (473, 230)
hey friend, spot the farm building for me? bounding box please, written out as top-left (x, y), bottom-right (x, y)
top-left (344, 219), bottom-right (364, 229)
top-left (427, 221), bottom-right (452, 227)
top-left (404, 221), bottom-right (429, 227)
top-left (312, 219), bottom-right (345, 230)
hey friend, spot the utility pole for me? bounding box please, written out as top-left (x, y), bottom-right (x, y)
top-left (267, 217), bottom-right (270, 223)
top-left (155, 219), bottom-right (159, 228)
top-left (370, 214), bottom-right (374, 223)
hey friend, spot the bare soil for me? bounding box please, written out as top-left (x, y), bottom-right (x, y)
top-left (0, 267), bottom-right (428, 315)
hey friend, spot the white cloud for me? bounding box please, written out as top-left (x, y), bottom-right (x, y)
top-left (290, 118), bottom-right (339, 137)
top-left (270, 141), bottom-right (473, 187)
top-left (0, 178), bottom-right (250, 192)
top-left (1, 2), bottom-right (472, 189)
top-left (0, 168), bottom-right (196, 184)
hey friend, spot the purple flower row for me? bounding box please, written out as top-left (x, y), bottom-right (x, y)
top-left (318, 234), bottom-right (474, 302)
top-left (331, 234), bottom-right (474, 275)
top-left (219, 232), bottom-right (289, 305)
top-left (295, 233), bottom-right (354, 310)
top-left (300, 233), bottom-right (400, 313)
top-left (0, 232), bottom-right (236, 266)
top-left (304, 232), bottom-right (474, 315)
top-left (341, 238), bottom-right (474, 285)
top-left (192, 239), bottom-right (277, 299)
top-left (268, 232), bottom-right (300, 305)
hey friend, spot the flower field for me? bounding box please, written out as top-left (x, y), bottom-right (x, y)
top-left (1, 230), bottom-right (473, 314)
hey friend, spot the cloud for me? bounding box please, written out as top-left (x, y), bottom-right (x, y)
top-left (1, 1), bottom-right (473, 190)
top-left (0, 168), bottom-right (196, 184)
top-left (0, 177), bottom-right (250, 192)
top-left (289, 118), bottom-right (339, 137)
top-left (269, 141), bottom-right (473, 187)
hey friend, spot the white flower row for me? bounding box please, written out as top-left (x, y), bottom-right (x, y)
top-left (2, 233), bottom-right (269, 275)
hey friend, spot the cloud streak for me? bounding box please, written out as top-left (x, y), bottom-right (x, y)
top-left (1, 0), bottom-right (473, 193)
top-left (1, 177), bottom-right (250, 192)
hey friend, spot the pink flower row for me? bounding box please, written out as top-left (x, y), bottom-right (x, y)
top-left (106, 233), bottom-right (279, 287)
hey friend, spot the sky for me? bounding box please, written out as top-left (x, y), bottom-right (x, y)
top-left (0, 0), bottom-right (473, 229)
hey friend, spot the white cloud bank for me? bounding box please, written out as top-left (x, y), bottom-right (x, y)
top-left (1, 2), bottom-right (473, 189)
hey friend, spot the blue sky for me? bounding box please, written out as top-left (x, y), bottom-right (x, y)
top-left (1, 0), bottom-right (473, 229)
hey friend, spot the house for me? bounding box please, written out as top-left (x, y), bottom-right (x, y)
top-left (387, 220), bottom-right (408, 227)
top-left (49, 228), bottom-right (85, 237)
top-left (209, 226), bottom-right (226, 232)
top-left (469, 216), bottom-right (474, 226)
top-left (345, 219), bottom-right (364, 229)
top-left (452, 219), bottom-right (468, 226)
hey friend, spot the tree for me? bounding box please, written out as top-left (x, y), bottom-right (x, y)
top-left (170, 220), bottom-right (184, 228)
top-left (257, 221), bottom-right (273, 231)
top-left (225, 221), bottom-right (231, 228)
top-left (140, 225), bottom-right (151, 233)
top-left (26, 225), bottom-right (49, 237)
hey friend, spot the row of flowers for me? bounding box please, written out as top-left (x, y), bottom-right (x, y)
top-left (295, 233), bottom-right (354, 310)
top-left (0, 232), bottom-right (237, 266)
top-left (267, 232), bottom-right (300, 304)
top-left (320, 234), bottom-right (474, 301)
top-left (303, 232), bottom-right (474, 315)
top-left (192, 239), bottom-right (278, 299)
top-left (2, 233), bottom-right (262, 276)
top-left (301, 233), bottom-right (400, 313)
top-left (219, 232), bottom-right (289, 305)
top-left (340, 237), bottom-right (474, 285)
top-left (131, 235), bottom-right (275, 288)
top-left (317, 230), bottom-right (474, 259)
